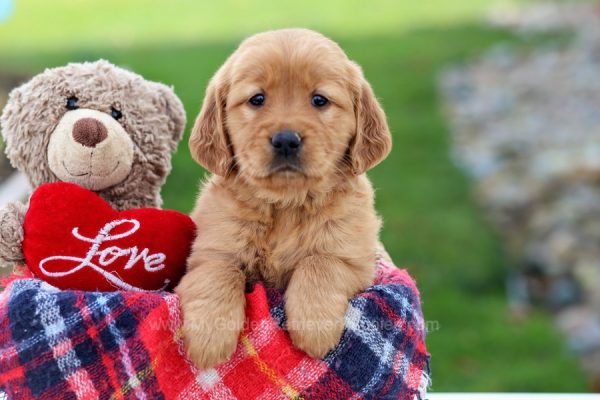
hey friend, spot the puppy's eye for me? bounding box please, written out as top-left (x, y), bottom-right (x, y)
top-left (111, 107), bottom-right (123, 120)
top-left (66, 96), bottom-right (79, 110)
top-left (248, 93), bottom-right (265, 107)
top-left (311, 94), bottom-right (329, 108)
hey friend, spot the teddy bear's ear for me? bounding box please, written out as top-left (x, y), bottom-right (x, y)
top-left (1, 85), bottom-right (20, 138)
top-left (156, 84), bottom-right (186, 152)
top-left (0, 85), bottom-right (25, 164)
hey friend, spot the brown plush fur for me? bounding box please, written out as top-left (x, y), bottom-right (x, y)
top-left (176, 29), bottom-right (391, 368)
top-left (0, 60), bottom-right (186, 266)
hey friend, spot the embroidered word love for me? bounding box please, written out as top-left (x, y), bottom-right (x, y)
top-left (38, 219), bottom-right (169, 291)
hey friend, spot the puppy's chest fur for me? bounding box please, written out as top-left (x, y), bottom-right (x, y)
top-left (236, 203), bottom-right (328, 288)
top-left (194, 176), bottom-right (379, 290)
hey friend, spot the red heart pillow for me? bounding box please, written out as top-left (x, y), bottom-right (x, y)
top-left (23, 182), bottom-right (196, 292)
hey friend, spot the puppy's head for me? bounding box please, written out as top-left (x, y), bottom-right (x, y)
top-left (190, 29), bottom-right (391, 194)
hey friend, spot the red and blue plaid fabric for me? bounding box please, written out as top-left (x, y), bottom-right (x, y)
top-left (0, 258), bottom-right (429, 399)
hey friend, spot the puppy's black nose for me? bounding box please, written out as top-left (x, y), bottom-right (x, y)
top-left (271, 130), bottom-right (302, 157)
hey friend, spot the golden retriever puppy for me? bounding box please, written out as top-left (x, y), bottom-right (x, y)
top-left (176, 28), bottom-right (391, 369)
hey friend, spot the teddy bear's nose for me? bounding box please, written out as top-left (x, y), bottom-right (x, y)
top-left (72, 118), bottom-right (108, 147)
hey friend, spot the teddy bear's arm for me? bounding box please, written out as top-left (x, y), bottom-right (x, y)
top-left (0, 201), bottom-right (27, 267)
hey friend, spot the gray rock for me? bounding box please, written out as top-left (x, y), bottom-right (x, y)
top-left (440, 0), bottom-right (600, 379)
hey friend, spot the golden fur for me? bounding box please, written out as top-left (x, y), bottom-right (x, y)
top-left (175, 28), bottom-right (392, 368)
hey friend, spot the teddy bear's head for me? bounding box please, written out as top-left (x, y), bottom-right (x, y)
top-left (0, 60), bottom-right (186, 210)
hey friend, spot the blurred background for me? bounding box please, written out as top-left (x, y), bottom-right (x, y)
top-left (1, 0), bottom-right (598, 393)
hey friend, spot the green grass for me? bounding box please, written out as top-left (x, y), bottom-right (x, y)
top-left (0, 0), bottom-right (588, 392)
top-left (0, 0), bottom-right (515, 54)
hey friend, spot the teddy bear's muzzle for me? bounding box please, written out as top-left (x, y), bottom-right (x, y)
top-left (47, 108), bottom-right (135, 191)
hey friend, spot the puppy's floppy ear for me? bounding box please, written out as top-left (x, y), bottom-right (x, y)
top-left (189, 69), bottom-right (233, 176)
top-left (348, 71), bottom-right (392, 175)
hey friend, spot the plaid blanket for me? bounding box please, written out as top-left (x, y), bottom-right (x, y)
top-left (0, 258), bottom-right (429, 399)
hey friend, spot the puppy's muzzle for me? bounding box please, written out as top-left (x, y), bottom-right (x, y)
top-left (271, 130), bottom-right (302, 158)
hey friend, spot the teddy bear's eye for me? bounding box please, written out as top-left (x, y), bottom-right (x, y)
top-left (111, 107), bottom-right (123, 120)
top-left (66, 96), bottom-right (79, 110)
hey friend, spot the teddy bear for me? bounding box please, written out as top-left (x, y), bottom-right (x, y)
top-left (0, 60), bottom-right (189, 285)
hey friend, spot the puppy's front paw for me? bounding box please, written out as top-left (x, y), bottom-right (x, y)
top-left (180, 300), bottom-right (245, 369)
top-left (285, 294), bottom-right (347, 358)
